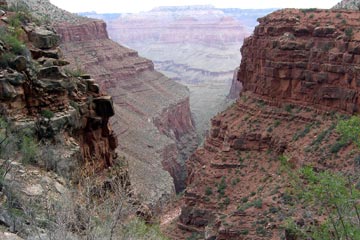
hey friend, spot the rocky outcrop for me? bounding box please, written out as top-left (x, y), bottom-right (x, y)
top-left (333, 0), bottom-right (360, 9)
top-left (0, 23), bottom-right (117, 175)
top-left (0, 11), bottom-right (122, 238)
top-left (53, 15), bottom-right (198, 205)
top-left (239, 9), bottom-right (360, 114)
top-left (55, 20), bottom-right (109, 42)
top-left (164, 9), bottom-right (360, 239)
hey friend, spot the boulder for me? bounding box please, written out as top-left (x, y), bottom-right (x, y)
top-left (0, 79), bottom-right (17, 100)
top-left (0, 232), bottom-right (23, 240)
top-left (30, 48), bottom-right (60, 59)
top-left (313, 26), bottom-right (336, 37)
top-left (6, 71), bottom-right (25, 86)
top-left (12, 56), bottom-right (27, 72)
top-left (93, 96), bottom-right (115, 117)
top-left (38, 66), bottom-right (66, 79)
top-left (29, 27), bottom-right (60, 49)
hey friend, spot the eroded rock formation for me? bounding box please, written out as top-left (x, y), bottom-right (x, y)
top-left (164, 9), bottom-right (360, 239)
top-left (91, 6), bottom-right (247, 139)
top-left (239, 9), bottom-right (360, 114)
top-left (0, 24), bottom-right (117, 175)
top-left (51, 10), bottom-right (198, 206)
top-left (0, 13), bottom-right (123, 238)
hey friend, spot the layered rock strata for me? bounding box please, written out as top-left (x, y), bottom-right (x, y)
top-left (0, 24), bottom-right (117, 176)
top-left (26, 4), bottom-right (199, 206)
top-left (100, 6), bottom-right (247, 139)
top-left (0, 14), bottom-right (121, 238)
top-left (165, 9), bottom-right (360, 239)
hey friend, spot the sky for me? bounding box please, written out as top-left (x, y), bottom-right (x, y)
top-left (49, 0), bottom-right (340, 14)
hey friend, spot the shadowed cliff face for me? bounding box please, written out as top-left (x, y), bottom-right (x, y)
top-left (163, 9), bottom-right (360, 239)
top-left (54, 18), bottom-right (198, 207)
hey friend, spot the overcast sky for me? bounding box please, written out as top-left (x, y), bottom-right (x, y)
top-left (49, 0), bottom-right (340, 13)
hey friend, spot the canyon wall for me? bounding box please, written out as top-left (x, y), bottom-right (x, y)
top-left (8, 0), bottom-right (198, 208)
top-left (86, 6), bottom-right (247, 139)
top-left (164, 9), bottom-right (360, 239)
top-left (84, 6), bottom-right (276, 140)
top-left (54, 17), bottom-right (198, 207)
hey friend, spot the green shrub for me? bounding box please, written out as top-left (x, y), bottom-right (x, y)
top-left (284, 104), bottom-right (294, 113)
top-left (20, 135), bottom-right (37, 164)
top-left (293, 123), bottom-right (312, 141)
top-left (41, 109), bottom-right (54, 119)
top-left (301, 8), bottom-right (317, 14)
top-left (289, 167), bottom-right (360, 239)
top-left (0, 31), bottom-right (26, 55)
top-left (64, 67), bottom-right (86, 77)
top-left (345, 28), bottom-right (354, 39)
top-left (330, 140), bottom-right (347, 154)
top-left (217, 176), bottom-right (227, 196)
top-left (0, 52), bottom-right (15, 68)
top-left (337, 116), bottom-right (360, 148)
top-left (205, 186), bottom-right (213, 196)
top-left (253, 199), bottom-right (263, 209)
top-left (120, 218), bottom-right (169, 240)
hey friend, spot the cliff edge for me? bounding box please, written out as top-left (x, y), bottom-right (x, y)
top-left (164, 8), bottom-right (360, 239)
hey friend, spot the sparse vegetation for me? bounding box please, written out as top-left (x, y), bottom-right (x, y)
top-left (288, 167), bottom-right (360, 240)
top-left (205, 186), bottom-right (213, 196)
top-left (41, 109), bottom-right (55, 119)
top-left (345, 27), bottom-right (354, 39)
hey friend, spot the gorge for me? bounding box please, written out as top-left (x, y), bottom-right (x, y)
top-left (82, 6), bottom-right (275, 139)
top-left (1, 0), bottom-right (360, 239)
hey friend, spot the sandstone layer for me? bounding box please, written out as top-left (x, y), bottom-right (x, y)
top-left (164, 9), bottom-right (360, 239)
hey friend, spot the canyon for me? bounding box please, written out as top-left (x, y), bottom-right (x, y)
top-left (83, 6), bottom-right (275, 139)
top-left (55, 16), bottom-right (199, 207)
top-left (162, 8), bottom-right (360, 239)
top-left (3, 0), bottom-right (198, 211)
top-left (1, 0), bottom-right (360, 239)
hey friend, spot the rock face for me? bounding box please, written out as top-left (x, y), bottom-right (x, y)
top-left (227, 67), bottom-right (242, 99)
top-left (333, 0), bottom-right (360, 9)
top-left (0, 23), bottom-right (117, 176)
top-left (88, 6), bottom-right (249, 139)
top-left (239, 9), bottom-right (360, 114)
top-left (84, 7), bottom-right (276, 140)
top-left (52, 14), bottom-right (198, 205)
top-left (0, 11), bottom-right (124, 239)
top-left (164, 9), bottom-right (360, 239)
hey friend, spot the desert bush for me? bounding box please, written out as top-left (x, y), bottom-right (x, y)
top-left (337, 116), bottom-right (360, 148)
top-left (345, 28), bottom-right (354, 39)
top-left (64, 67), bottom-right (86, 78)
top-left (288, 167), bottom-right (360, 240)
top-left (41, 109), bottom-right (55, 119)
top-left (0, 29), bottom-right (26, 55)
top-left (20, 135), bottom-right (38, 164)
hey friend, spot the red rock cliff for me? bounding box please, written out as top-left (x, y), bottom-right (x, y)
top-left (54, 18), bottom-right (198, 207)
top-left (164, 9), bottom-right (360, 240)
top-left (239, 9), bottom-right (360, 113)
